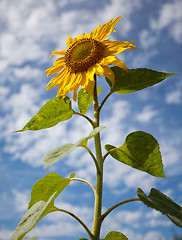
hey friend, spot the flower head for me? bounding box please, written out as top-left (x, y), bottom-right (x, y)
top-left (46, 17), bottom-right (136, 101)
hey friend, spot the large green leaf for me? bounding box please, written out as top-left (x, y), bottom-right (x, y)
top-left (103, 231), bottom-right (128, 240)
top-left (77, 89), bottom-right (92, 114)
top-left (105, 131), bottom-right (166, 177)
top-left (77, 87), bottom-right (102, 114)
top-left (137, 188), bottom-right (182, 228)
top-left (10, 193), bottom-right (56, 240)
top-left (43, 126), bottom-right (105, 168)
top-left (11, 172), bottom-right (71, 240)
top-left (106, 67), bottom-right (177, 94)
top-left (28, 173), bottom-right (70, 215)
top-left (15, 96), bottom-right (73, 132)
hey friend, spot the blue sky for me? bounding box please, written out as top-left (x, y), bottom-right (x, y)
top-left (0, 0), bottom-right (182, 239)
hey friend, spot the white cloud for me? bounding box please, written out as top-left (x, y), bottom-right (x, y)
top-left (165, 89), bottom-right (182, 104)
top-left (29, 221), bottom-right (83, 238)
top-left (12, 189), bottom-right (29, 212)
top-left (13, 66), bottom-right (42, 82)
top-left (160, 131), bottom-right (182, 176)
top-left (115, 210), bottom-right (142, 225)
top-left (145, 209), bottom-right (171, 228)
top-left (143, 231), bottom-right (165, 240)
top-left (101, 213), bottom-right (165, 240)
top-left (170, 20), bottom-right (182, 43)
top-left (150, 0), bottom-right (182, 43)
top-left (139, 29), bottom-right (158, 49)
top-left (1, 32), bottom-right (47, 69)
top-left (135, 105), bottom-right (158, 123)
top-left (0, 86), bottom-right (9, 102)
top-left (97, 0), bottom-right (142, 36)
top-left (102, 100), bottom-right (131, 146)
top-left (0, 228), bottom-right (13, 240)
top-left (132, 49), bottom-right (158, 68)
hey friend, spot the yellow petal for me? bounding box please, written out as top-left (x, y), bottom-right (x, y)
top-left (110, 57), bottom-right (128, 71)
top-left (54, 57), bottom-right (65, 65)
top-left (83, 77), bottom-right (95, 96)
top-left (57, 71), bottom-right (72, 96)
top-left (64, 72), bottom-right (77, 92)
top-left (95, 64), bottom-right (115, 87)
top-left (73, 85), bottom-right (80, 101)
top-left (57, 84), bottom-right (64, 97)
top-left (104, 40), bottom-right (137, 56)
top-left (50, 49), bottom-right (67, 57)
top-left (70, 72), bottom-right (84, 92)
top-left (90, 23), bottom-right (102, 39)
top-left (74, 35), bottom-right (82, 41)
top-left (101, 56), bottom-right (128, 71)
top-left (82, 68), bottom-right (95, 95)
top-left (46, 68), bottom-right (67, 90)
top-left (66, 35), bottom-right (74, 48)
top-left (46, 73), bottom-right (62, 90)
top-left (46, 64), bottom-right (64, 76)
top-left (94, 16), bottom-right (123, 41)
top-left (72, 73), bottom-right (83, 101)
top-left (82, 33), bottom-right (91, 39)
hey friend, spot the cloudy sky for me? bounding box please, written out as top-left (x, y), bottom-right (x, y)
top-left (0, 0), bottom-right (182, 239)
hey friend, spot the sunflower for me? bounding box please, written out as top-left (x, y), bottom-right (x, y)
top-left (46, 16), bottom-right (136, 101)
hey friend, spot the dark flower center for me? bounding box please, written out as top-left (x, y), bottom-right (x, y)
top-left (65, 38), bottom-right (105, 73)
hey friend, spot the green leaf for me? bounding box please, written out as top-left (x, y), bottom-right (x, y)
top-left (70, 173), bottom-right (76, 178)
top-left (106, 67), bottom-right (177, 94)
top-left (77, 87), bottom-right (102, 114)
top-left (15, 96), bottom-right (73, 132)
top-left (105, 131), bottom-right (166, 177)
top-left (28, 173), bottom-right (71, 216)
top-left (77, 89), bottom-right (93, 114)
top-left (10, 193), bottom-right (56, 240)
top-left (97, 86), bottom-right (103, 95)
top-left (137, 188), bottom-right (182, 228)
top-left (11, 173), bottom-right (71, 239)
top-left (104, 231), bottom-right (128, 240)
top-left (43, 126), bottom-right (105, 168)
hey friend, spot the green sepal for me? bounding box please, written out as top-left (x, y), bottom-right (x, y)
top-left (137, 188), bottom-right (182, 228)
top-left (77, 87), bottom-right (102, 114)
top-left (11, 172), bottom-right (71, 240)
top-left (105, 131), bottom-right (166, 178)
top-left (14, 96), bottom-right (73, 132)
top-left (103, 231), bottom-right (128, 240)
top-left (43, 126), bottom-right (106, 168)
top-left (106, 67), bottom-right (178, 94)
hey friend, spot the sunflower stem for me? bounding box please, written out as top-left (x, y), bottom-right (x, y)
top-left (101, 198), bottom-right (140, 222)
top-left (73, 111), bottom-right (94, 126)
top-left (56, 208), bottom-right (94, 239)
top-left (92, 75), bottom-right (103, 240)
top-left (98, 91), bottom-right (113, 112)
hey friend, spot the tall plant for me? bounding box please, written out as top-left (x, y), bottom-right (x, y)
top-left (11, 17), bottom-right (181, 240)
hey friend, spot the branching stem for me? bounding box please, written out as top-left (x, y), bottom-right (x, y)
top-left (103, 146), bottom-right (122, 162)
top-left (98, 91), bottom-right (113, 112)
top-left (83, 145), bottom-right (100, 172)
top-left (101, 198), bottom-right (140, 222)
top-left (73, 111), bottom-right (94, 126)
top-left (56, 208), bottom-right (94, 240)
top-left (70, 177), bottom-right (96, 196)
